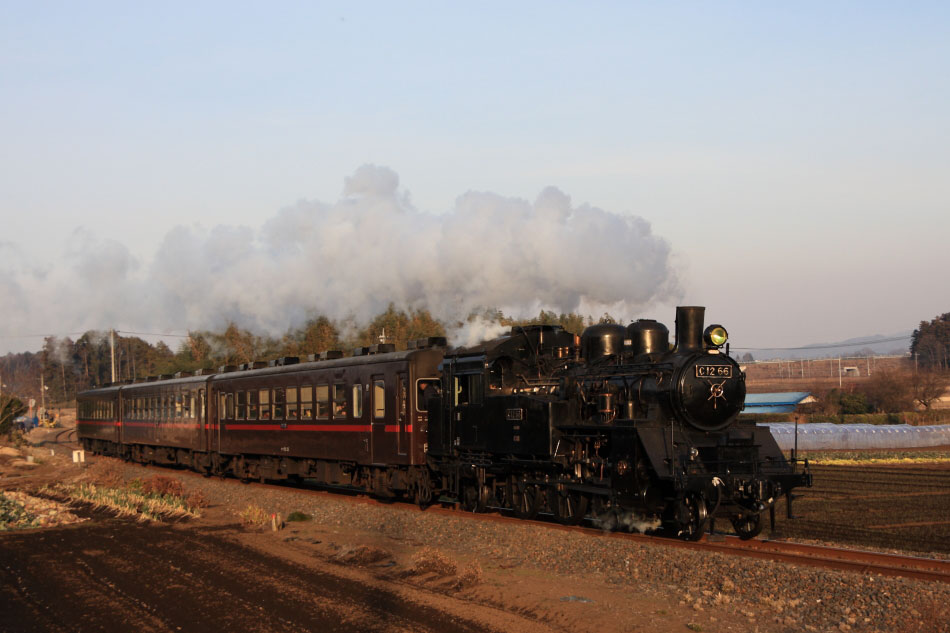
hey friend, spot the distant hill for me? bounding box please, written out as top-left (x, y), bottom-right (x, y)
top-left (734, 331), bottom-right (912, 361)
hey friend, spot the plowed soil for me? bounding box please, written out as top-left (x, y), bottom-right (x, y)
top-left (4, 425), bottom-right (950, 633)
top-left (1, 512), bottom-right (512, 633)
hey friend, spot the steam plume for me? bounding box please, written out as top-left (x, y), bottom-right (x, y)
top-left (0, 166), bottom-right (680, 351)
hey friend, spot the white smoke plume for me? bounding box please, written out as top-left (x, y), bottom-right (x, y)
top-left (593, 509), bottom-right (663, 534)
top-left (0, 166), bottom-right (680, 350)
top-left (448, 317), bottom-right (512, 348)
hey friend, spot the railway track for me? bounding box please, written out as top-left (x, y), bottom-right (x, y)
top-left (44, 429), bottom-right (950, 585)
top-left (131, 460), bottom-right (950, 585)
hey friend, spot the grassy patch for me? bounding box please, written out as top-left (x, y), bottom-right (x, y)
top-left (801, 449), bottom-right (950, 465)
top-left (813, 456), bottom-right (950, 466)
top-left (238, 504), bottom-right (269, 527)
top-left (0, 493), bottom-right (38, 530)
top-left (286, 511), bottom-right (312, 522)
top-left (44, 481), bottom-right (201, 522)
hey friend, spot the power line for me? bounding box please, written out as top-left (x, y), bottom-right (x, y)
top-left (0, 332), bottom-right (89, 339)
top-left (0, 330), bottom-right (190, 340)
top-left (116, 330), bottom-right (190, 338)
top-left (733, 334), bottom-right (912, 351)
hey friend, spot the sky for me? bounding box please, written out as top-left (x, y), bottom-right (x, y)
top-left (1, 2), bottom-right (949, 355)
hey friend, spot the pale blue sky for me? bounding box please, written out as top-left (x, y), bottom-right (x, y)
top-left (2, 2), bottom-right (948, 353)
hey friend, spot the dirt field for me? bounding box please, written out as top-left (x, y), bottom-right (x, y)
top-left (768, 461), bottom-right (950, 555)
top-left (0, 430), bottom-right (759, 633)
top-left (3, 426), bottom-right (950, 633)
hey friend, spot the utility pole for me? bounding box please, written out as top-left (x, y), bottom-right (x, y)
top-left (838, 357), bottom-right (842, 389)
top-left (40, 372), bottom-right (46, 413)
top-left (110, 329), bottom-right (117, 383)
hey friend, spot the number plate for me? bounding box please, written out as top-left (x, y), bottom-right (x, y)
top-left (506, 408), bottom-right (524, 421)
top-left (695, 365), bottom-right (732, 378)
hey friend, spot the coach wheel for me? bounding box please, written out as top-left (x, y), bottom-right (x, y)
top-left (731, 512), bottom-right (763, 540)
top-left (675, 493), bottom-right (708, 541)
top-left (414, 474), bottom-right (434, 510)
top-left (211, 453), bottom-right (225, 478)
top-left (508, 476), bottom-right (541, 520)
top-left (461, 482), bottom-right (488, 512)
top-left (548, 485), bottom-right (589, 526)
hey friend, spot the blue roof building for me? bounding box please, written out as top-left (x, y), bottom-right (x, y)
top-left (742, 392), bottom-right (814, 414)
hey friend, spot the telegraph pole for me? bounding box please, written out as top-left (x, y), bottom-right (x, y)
top-left (110, 329), bottom-right (117, 383)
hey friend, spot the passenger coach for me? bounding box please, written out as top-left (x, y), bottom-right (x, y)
top-left (77, 339), bottom-right (446, 502)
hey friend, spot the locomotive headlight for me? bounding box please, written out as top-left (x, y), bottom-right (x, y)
top-left (704, 324), bottom-right (728, 348)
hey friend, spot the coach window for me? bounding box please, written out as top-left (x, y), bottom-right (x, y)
top-left (316, 385), bottom-right (330, 419)
top-left (175, 393), bottom-right (183, 419)
top-left (300, 385), bottom-right (313, 420)
top-left (274, 388), bottom-right (285, 420)
top-left (198, 390), bottom-right (205, 421)
top-left (236, 391), bottom-right (246, 420)
top-left (374, 380), bottom-right (386, 419)
top-left (183, 392), bottom-right (192, 418)
top-left (352, 384), bottom-right (362, 419)
top-left (248, 390), bottom-right (259, 420)
top-left (333, 384), bottom-right (346, 419)
top-left (260, 389), bottom-right (271, 420)
top-left (286, 387), bottom-right (298, 420)
top-left (226, 393), bottom-right (235, 420)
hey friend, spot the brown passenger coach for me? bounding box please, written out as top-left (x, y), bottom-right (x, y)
top-left (77, 340), bottom-right (445, 503)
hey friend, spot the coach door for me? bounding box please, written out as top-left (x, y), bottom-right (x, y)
top-left (197, 388), bottom-right (207, 452)
top-left (396, 371), bottom-right (408, 456)
top-left (370, 374), bottom-right (387, 463)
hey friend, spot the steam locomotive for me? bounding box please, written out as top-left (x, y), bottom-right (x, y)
top-left (77, 306), bottom-right (810, 540)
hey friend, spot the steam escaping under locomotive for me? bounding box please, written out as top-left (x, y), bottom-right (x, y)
top-left (77, 306), bottom-right (811, 540)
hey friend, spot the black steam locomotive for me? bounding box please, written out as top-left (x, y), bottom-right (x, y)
top-left (77, 306), bottom-right (810, 540)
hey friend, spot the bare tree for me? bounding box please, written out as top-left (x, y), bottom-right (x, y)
top-left (861, 369), bottom-right (915, 414)
top-left (913, 370), bottom-right (948, 410)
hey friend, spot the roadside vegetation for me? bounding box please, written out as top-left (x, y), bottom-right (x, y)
top-left (806, 449), bottom-right (950, 466)
top-left (41, 462), bottom-right (205, 522)
top-left (0, 492), bottom-right (38, 530)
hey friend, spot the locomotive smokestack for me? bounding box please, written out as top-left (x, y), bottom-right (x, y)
top-left (674, 306), bottom-right (705, 353)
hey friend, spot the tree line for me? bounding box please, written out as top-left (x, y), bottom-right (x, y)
top-left (4, 307), bottom-right (946, 414)
top-left (0, 305), bottom-right (604, 408)
top-left (911, 312), bottom-right (950, 371)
